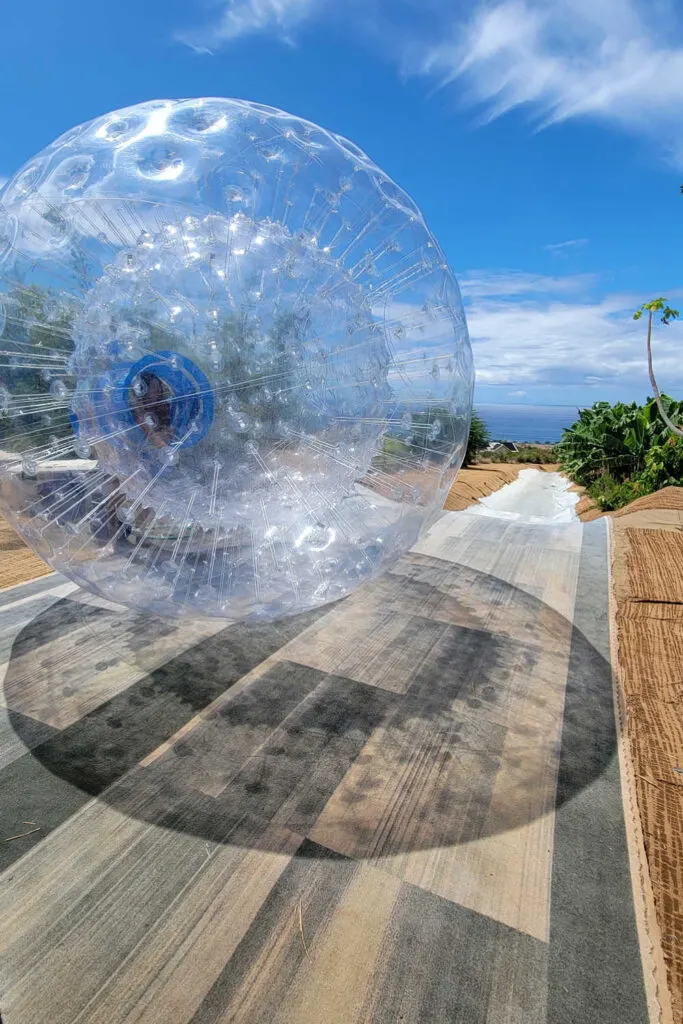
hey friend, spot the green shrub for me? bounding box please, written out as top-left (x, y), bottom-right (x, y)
top-left (478, 445), bottom-right (558, 464)
top-left (517, 446), bottom-right (558, 464)
top-left (555, 395), bottom-right (683, 511)
top-left (464, 412), bottom-right (491, 467)
top-left (587, 474), bottom-right (645, 511)
top-left (479, 448), bottom-right (513, 463)
top-left (639, 436), bottom-right (683, 491)
top-left (556, 396), bottom-right (683, 487)
top-left (381, 436), bottom-right (412, 457)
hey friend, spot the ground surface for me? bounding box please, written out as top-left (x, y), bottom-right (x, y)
top-left (0, 462), bottom-right (554, 590)
top-left (611, 487), bottom-right (683, 1024)
top-left (0, 515), bottom-right (53, 589)
top-left (0, 480), bottom-right (656, 1024)
top-left (443, 462), bottom-right (559, 511)
top-left (464, 468), bottom-right (578, 524)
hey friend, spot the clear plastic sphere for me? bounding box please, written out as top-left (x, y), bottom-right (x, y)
top-left (0, 98), bottom-right (473, 620)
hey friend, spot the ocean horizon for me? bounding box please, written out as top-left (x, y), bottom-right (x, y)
top-left (475, 404), bottom-right (580, 444)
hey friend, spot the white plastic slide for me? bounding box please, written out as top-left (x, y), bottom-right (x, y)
top-left (467, 469), bottom-right (579, 524)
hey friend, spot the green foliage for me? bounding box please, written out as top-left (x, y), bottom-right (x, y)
top-left (406, 407), bottom-right (470, 463)
top-left (633, 297), bottom-right (683, 439)
top-left (633, 297), bottom-right (680, 326)
top-left (555, 397), bottom-right (683, 487)
top-left (0, 293), bottom-right (315, 456)
top-left (557, 396), bottom-right (683, 511)
top-left (483, 445), bottom-right (558, 465)
top-left (639, 435), bottom-right (683, 491)
top-left (382, 436), bottom-right (411, 457)
top-left (0, 285), bottom-right (76, 453)
top-left (375, 407), bottom-right (481, 474)
top-left (586, 474), bottom-right (643, 512)
top-left (210, 309), bottom-right (313, 439)
top-left (463, 411), bottom-right (491, 467)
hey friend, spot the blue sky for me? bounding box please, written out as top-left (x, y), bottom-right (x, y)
top-left (2, 0), bottom-right (682, 408)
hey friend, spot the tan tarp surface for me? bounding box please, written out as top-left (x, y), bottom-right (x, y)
top-left (0, 516), bottom-right (52, 590)
top-left (612, 498), bottom-right (683, 1022)
top-left (614, 486), bottom-right (683, 517)
top-left (576, 484), bottom-right (683, 524)
top-left (2, 471), bottom-right (683, 1015)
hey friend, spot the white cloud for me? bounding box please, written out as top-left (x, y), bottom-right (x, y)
top-left (177, 0), bottom-right (321, 50)
top-left (417, 0), bottom-right (683, 163)
top-left (459, 269), bottom-right (595, 299)
top-left (460, 271), bottom-right (683, 391)
top-left (544, 239), bottom-right (588, 256)
top-left (508, 389), bottom-right (527, 397)
top-left (178, 0), bottom-right (683, 163)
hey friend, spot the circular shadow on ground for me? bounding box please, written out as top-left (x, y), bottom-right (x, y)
top-left (4, 553), bottom-right (616, 860)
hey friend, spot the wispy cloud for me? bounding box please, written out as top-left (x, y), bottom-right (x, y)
top-left (178, 0), bottom-right (683, 164)
top-left (459, 269), bottom-right (595, 299)
top-left (417, 0), bottom-right (683, 163)
top-left (177, 0), bottom-right (321, 50)
top-left (460, 271), bottom-right (683, 390)
top-left (544, 239), bottom-right (588, 256)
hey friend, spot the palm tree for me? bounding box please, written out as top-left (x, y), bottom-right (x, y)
top-left (633, 298), bottom-right (682, 437)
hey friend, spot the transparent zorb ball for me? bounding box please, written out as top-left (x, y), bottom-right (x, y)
top-left (0, 99), bottom-right (473, 620)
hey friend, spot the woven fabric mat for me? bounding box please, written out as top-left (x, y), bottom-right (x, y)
top-left (613, 486), bottom-right (683, 517)
top-left (0, 516), bottom-right (53, 590)
top-left (615, 523), bottom-right (683, 1022)
top-left (625, 528), bottom-right (683, 605)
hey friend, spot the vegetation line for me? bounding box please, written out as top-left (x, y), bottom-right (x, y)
top-left (469, 397), bottom-right (683, 513)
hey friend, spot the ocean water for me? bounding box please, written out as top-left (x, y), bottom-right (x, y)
top-left (475, 404), bottom-right (579, 444)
